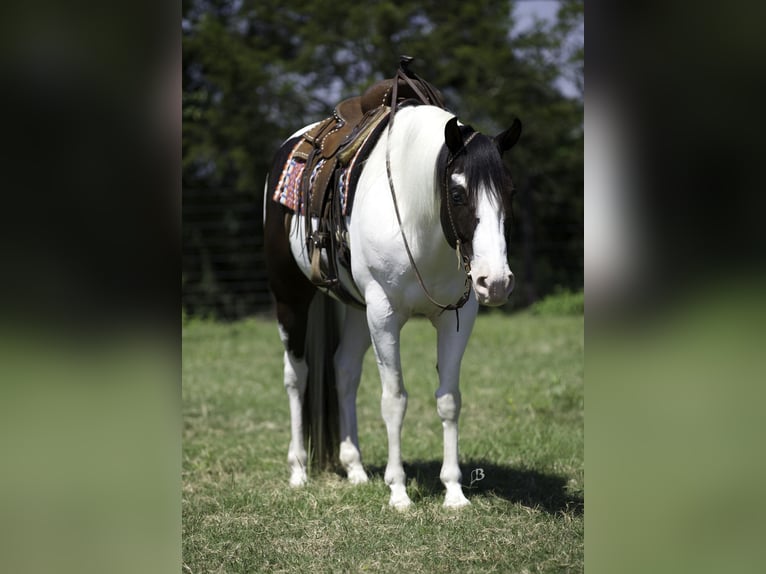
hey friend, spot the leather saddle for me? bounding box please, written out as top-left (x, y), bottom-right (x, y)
top-left (294, 75), bottom-right (445, 219)
top-left (293, 57), bottom-right (446, 304)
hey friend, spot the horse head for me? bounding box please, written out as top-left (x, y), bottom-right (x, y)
top-left (440, 117), bottom-right (522, 306)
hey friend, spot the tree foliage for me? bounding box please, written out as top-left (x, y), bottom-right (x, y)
top-left (182, 0), bottom-right (583, 317)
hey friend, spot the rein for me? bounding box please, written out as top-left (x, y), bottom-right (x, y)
top-left (384, 58), bottom-right (472, 328)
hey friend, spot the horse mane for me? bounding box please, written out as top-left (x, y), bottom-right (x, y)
top-left (388, 106), bottom-right (455, 235)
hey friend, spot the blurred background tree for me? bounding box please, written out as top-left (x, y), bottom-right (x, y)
top-left (182, 0), bottom-right (583, 318)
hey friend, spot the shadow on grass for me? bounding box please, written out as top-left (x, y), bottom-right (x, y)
top-left (363, 459), bottom-right (583, 515)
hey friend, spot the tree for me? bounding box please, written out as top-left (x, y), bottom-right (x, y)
top-left (182, 0), bottom-right (584, 317)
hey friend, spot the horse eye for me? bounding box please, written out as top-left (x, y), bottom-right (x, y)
top-left (450, 187), bottom-right (465, 205)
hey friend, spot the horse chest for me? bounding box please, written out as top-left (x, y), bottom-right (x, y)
top-left (350, 229), bottom-right (467, 314)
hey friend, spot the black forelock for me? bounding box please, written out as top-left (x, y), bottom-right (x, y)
top-left (459, 131), bottom-right (509, 208)
top-left (435, 126), bottom-right (510, 210)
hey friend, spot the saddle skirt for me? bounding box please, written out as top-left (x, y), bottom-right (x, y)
top-left (272, 107), bottom-right (389, 218)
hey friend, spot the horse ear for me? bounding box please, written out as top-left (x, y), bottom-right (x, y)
top-left (495, 118), bottom-right (522, 155)
top-left (444, 117), bottom-right (463, 154)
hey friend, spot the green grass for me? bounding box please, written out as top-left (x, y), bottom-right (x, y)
top-left (183, 310), bottom-right (583, 573)
top-left (530, 289), bottom-right (585, 316)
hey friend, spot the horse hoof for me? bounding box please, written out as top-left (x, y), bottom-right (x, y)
top-left (389, 493), bottom-right (413, 510)
top-left (289, 472), bottom-right (307, 488)
top-left (389, 499), bottom-right (412, 511)
top-left (443, 494), bottom-right (471, 508)
top-left (347, 470), bottom-right (369, 485)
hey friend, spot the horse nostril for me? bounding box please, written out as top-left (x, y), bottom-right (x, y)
top-left (507, 272), bottom-right (515, 293)
top-left (475, 275), bottom-right (488, 290)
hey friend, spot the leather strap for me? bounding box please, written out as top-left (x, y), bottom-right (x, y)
top-left (384, 56), bottom-right (471, 323)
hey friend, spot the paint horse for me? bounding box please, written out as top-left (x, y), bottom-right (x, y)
top-left (264, 84), bottom-right (521, 508)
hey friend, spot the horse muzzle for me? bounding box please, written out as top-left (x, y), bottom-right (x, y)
top-left (471, 267), bottom-right (514, 306)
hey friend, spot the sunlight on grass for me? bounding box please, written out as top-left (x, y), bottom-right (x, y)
top-left (183, 310), bottom-right (583, 572)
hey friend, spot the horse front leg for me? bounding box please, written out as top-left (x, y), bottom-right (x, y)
top-left (433, 298), bottom-right (478, 508)
top-left (365, 287), bottom-right (410, 509)
top-left (334, 306), bottom-right (372, 484)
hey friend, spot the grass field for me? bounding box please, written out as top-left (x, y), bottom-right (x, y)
top-left (183, 307), bottom-right (583, 573)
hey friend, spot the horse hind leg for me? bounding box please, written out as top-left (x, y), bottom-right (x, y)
top-left (334, 306), bottom-right (371, 484)
top-left (277, 307), bottom-right (311, 487)
top-left (265, 205), bottom-right (314, 487)
top-left (284, 354), bottom-right (308, 486)
top-left (264, 171), bottom-right (316, 487)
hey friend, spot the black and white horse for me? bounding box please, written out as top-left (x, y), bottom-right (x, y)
top-left (264, 103), bottom-right (521, 508)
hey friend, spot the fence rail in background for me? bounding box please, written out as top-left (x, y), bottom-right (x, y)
top-left (183, 187), bottom-right (582, 320)
top-left (183, 188), bottom-right (273, 318)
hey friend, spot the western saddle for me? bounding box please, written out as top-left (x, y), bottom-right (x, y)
top-left (292, 56), bottom-right (446, 306)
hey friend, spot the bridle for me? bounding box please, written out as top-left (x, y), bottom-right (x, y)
top-left (443, 130), bottom-right (480, 276)
top-left (384, 60), bottom-right (476, 328)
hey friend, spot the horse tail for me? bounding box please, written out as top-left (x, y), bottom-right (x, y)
top-left (303, 291), bottom-right (342, 471)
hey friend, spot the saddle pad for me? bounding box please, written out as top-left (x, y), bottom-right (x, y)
top-left (272, 145), bottom-right (328, 216)
top-left (273, 139), bottom-right (307, 214)
top-left (273, 124), bottom-right (383, 217)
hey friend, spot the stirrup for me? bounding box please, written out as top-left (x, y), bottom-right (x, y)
top-left (309, 232), bottom-right (339, 288)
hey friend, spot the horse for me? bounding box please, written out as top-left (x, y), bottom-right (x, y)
top-left (264, 102), bottom-right (521, 509)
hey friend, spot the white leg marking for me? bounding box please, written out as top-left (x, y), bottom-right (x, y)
top-left (335, 306), bottom-right (371, 484)
top-left (366, 286), bottom-right (411, 509)
top-left (433, 300), bottom-right (478, 508)
top-left (283, 349), bottom-right (309, 487)
top-left (278, 323), bottom-right (309, 487)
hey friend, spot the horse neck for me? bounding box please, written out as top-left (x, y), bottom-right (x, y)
top-left (390, 106), bottom-right (454, 240)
